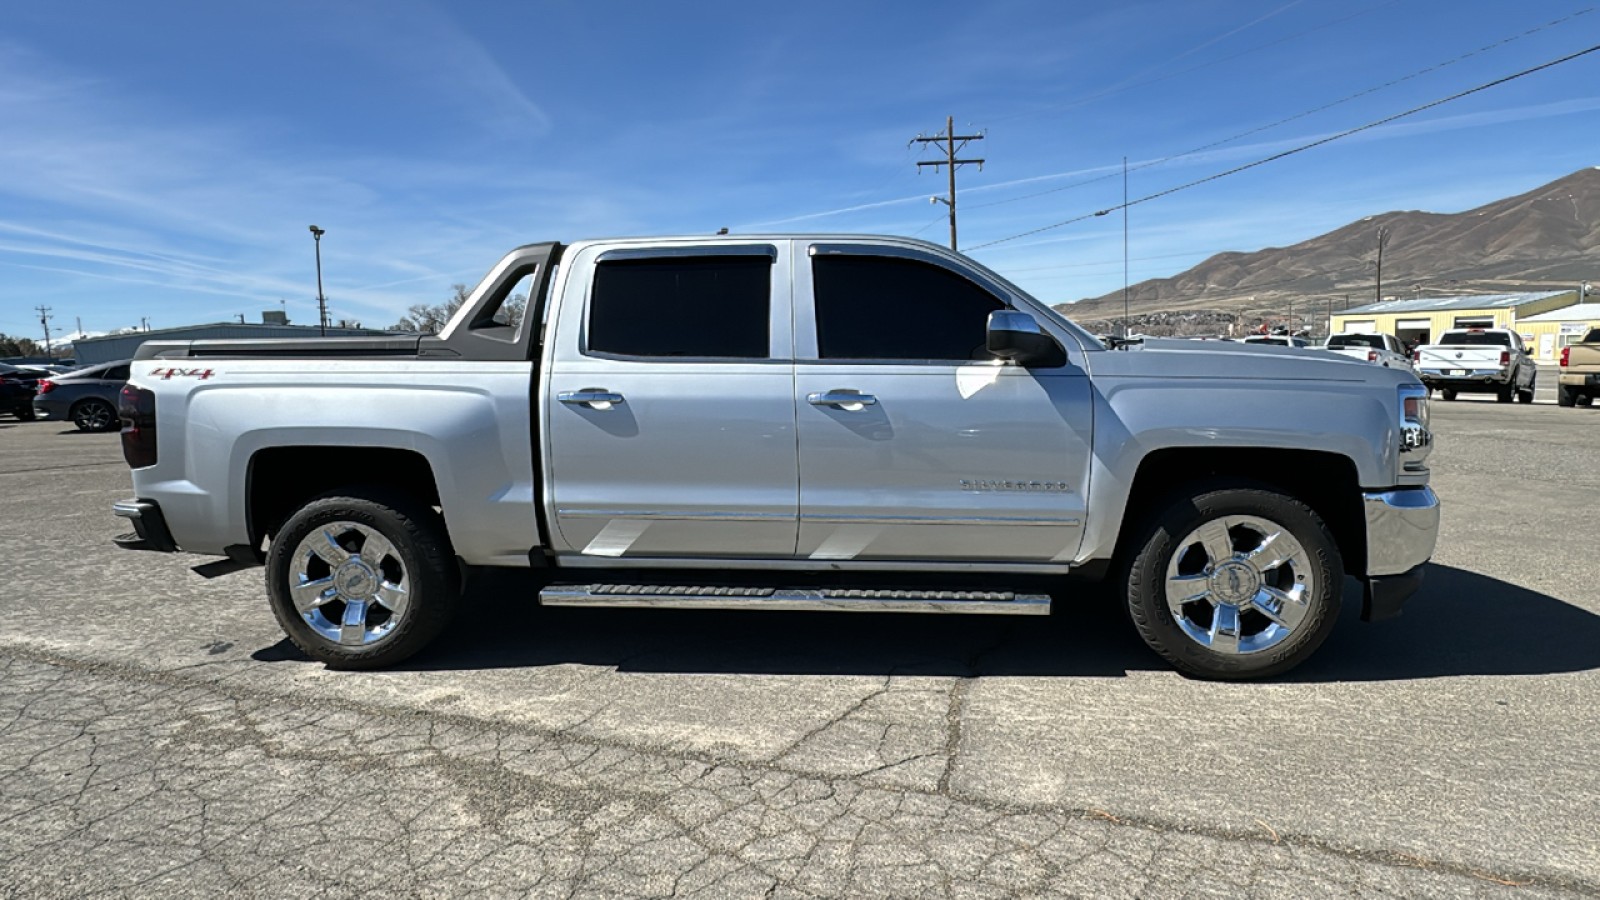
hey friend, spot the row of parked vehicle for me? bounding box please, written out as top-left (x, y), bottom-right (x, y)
top-left (1239, 328), bottom-right (1546, 405)
top-left (0, 360), bottom-right (131, 431)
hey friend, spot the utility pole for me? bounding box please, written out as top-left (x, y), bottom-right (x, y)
top-left (1372, 225), bottom-right (1392, 304)
top-left (309, 225), bottom-right (328, 337)
top-left (1122, 157), bottom-right (1130, 338)
top-left (913, 116), bottom-right (984, 251)
top-left (35, 305), bottom-right (53, 360)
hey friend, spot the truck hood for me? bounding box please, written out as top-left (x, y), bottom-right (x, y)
top-left (1085, 338), bottom-right (1414, 387)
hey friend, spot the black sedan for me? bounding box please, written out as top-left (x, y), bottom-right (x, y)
top-left (0, 363), bottom-right (49, 422)
top-left (31, 360), bottom-right (130, 432)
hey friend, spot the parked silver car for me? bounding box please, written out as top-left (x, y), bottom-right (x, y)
top-left (32, 360), bottom-right (130, 431)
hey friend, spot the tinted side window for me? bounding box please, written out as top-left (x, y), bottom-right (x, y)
top-left (812, 255), bottom-right (1003, 360)
top-left (588, 255), bottom-right (770, 359)
top-left (105, 365), bottom-right (130, 380)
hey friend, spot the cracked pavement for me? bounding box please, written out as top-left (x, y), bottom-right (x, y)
top-left (2, 400), bottom-right (1599, 897)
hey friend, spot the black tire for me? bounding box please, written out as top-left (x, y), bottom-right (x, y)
top-left (1121, 482), bottom-right (1343, 681)
top-left (1441, 389), bottom-right (1457, 401)
top-left (1495, 382), bottom-right (1514, 403)
top-left (265, 489), bottom-right (460, 669)
top-left (1517, 376), bottom-right (1534, 404)
top-left (15, 407), bottom-right (36, 421)
top-left (71, 398), bottom-right (117, 432)
top-left (1558, 384), bottom-right (1576, 407)
top-left (1580, 394), bottom-right (1595, 408)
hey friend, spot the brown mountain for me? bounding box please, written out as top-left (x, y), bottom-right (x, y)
top-left (1057, 167), bottom-right (1600, 334)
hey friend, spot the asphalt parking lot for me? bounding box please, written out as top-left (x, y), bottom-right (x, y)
top-left (1, 393), bottom-right (1597, 898)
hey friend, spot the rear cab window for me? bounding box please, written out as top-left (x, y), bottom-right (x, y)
top-left (1328, 335), bottom-right (1383, 349)
top-left (585, 252), bottom-right (773, 359)
top-left (1439, 331), bottom-right (1512, 347)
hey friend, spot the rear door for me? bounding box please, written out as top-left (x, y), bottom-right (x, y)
top-left (791, 243), bottom-right (1092, 564)
top-left (543, 243), bottom-right (799, 559)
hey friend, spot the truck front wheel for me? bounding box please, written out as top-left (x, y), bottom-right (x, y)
top-left (265, 489), bottom-right (460, 669)
top-left (1123, 484), bottom-right (1343, 680)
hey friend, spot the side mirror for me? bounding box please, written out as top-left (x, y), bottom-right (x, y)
top-left (986, 310), bottom-right (1065, 367)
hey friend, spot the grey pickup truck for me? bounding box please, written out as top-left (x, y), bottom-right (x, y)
top-left (112, 235), bottom-right (1439, 679)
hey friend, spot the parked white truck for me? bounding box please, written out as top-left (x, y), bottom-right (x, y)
top-left (112, 235), bottom-right (1439, 680)
top-left (1324, 333), bottom-right (1414, 371)
top-left (1414, 327), bottom-right (1536, 402)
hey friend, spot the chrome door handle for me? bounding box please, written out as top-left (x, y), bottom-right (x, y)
top-left (559, 390), bottom-right (625, 409)
top-left (807, 390), bottom-right (877, 410)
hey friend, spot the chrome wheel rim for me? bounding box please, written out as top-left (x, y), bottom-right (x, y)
top-left (77, 402), bottom-right (114, 431)
top-left (289, 522), bottom-right (410, 647)
top-left (1164, 515), bottom-right (1313, 655)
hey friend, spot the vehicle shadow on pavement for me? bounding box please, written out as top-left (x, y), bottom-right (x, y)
top-left (253, 564), bottom-right (1600, 680)
top-left (1289, 563), bottom-right (1600, 681)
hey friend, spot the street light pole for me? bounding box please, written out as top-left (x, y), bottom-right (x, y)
top-left (309, 225), bottom-right (327, 337)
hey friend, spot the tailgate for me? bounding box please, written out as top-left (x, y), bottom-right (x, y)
top-left (1563, 344), bottom-right (1600, 372)
top-left (1418, 346), bottom-right (1501, 368)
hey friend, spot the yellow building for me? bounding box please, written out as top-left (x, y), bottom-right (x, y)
top-left (1329, 290), bottom-right (1578, 353)
top-left (1518, 303), bottom-right (1600, 361)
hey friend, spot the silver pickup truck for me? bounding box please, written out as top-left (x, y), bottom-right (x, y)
top-left (111, 235), bottom-right (1439, 680)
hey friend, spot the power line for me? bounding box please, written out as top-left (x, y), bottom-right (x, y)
top-left (968, 41), bottom-right (1600, 252)
top-left (990, 0), bottom-right (1405, 124)
top-left (913, 116), bottom-right (986, 250)
top-left (966, 8), bottom-right (1594, 214)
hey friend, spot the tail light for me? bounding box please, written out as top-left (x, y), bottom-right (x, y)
top-left (1412, 349), bottom-right (1421, 362)
top-left (1367, 350), bottom-right (1379, 362)
top-left (1561, 347), bottom-right (1571, 367)
top-left (37, 379), bottom-right (55, 394)
top-left (119, 385), bottom-right (157, 468)
top-left (1499, 350), bottom-right (1510, 366)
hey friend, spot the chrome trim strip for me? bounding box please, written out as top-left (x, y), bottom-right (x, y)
top-left (540, 586), bottom-right (1051, 616)
top-left (557, 509), bottom-right (796, 522)
top-left (597, 244), bottom-right (778, 262)
top-left (1363, 486), bottom-right (1440, 576)
top-left (551, 556), bottom-right (1075, 575)
top-left (807, 514), bottom-right (1082, 527)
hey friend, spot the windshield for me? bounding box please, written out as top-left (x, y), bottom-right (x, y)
top-left (1327, 334), bottom-right (1383, 349)
top-left (1439, 331), bottom-right (1511, 347)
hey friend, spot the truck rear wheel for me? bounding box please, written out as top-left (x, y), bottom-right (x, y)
top-left (1558, 384), bottom-right (1575, 407)
top-left (1122, 483), bottom-right (1343, 681)
top-left (265, 489), bottom-right (460, 669)
top-left (1441, 389), bottom-right (1457, 401)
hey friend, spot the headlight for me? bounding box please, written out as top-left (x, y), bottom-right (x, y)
top-left (1398, 383), bottom-right (1431, 469)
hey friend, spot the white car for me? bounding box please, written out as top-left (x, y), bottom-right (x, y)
top-left (1324, 333), bottom-right (1415, 371)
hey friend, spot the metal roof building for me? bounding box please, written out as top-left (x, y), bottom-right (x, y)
top-left (1330, 290), bottom-right (1578, 352)
top-left (71, 322), bottom-right (405, 365)
top-left (1517, 302), bottom-right (1600, 361)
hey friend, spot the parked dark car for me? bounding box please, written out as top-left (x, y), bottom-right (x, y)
top-left (0, 363), bottom-right (49, 421)
top-left (32, 360), bottom-right (130, 431)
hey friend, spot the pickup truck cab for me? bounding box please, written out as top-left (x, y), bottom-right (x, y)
top-left (111, 235), bottom-right (1440, 680)
top-left (1324, 333), bottom-right (1414, 372)
top-left (1242, 334), bottom-right (1311, 348)
top-left (1558, 327), bottom-right (1600, 407)
top-left (1414, 328), bottom-right (1536, 403)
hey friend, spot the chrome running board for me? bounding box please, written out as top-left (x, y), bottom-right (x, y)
top-left (538, 584), bottom-right (1051, 615)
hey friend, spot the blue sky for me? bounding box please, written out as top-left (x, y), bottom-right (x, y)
top-left (1, 0), bottom-right (1597, 340)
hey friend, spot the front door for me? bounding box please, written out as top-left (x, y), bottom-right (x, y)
top-left (793, 246), bottom-right (1093, 564)
top-left (545, 245), bottom-right (798, 559)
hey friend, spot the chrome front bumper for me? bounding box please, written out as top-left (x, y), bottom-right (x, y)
top-left (1363, 487), bottom-right (1440, 577)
